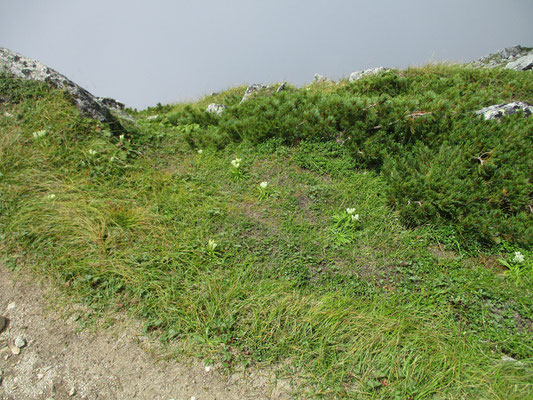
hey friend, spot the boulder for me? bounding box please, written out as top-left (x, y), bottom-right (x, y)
top-left (240, 84), bottom-right (268, 103)
top-left (475, 102), bottom-right (533, 120)
top-left (0, 47), bottom-right (122, 126)
top-left (349, 67), bottom-right (386, 82)
top-left (505, 54), bottom-right (533, 71)
top-left (206, 103), bottom-right (227, 116)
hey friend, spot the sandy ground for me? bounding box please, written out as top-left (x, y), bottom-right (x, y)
top-left (0, 264), bottom-right (295, 400)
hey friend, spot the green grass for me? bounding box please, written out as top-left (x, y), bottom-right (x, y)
top-left (1, 68), bottom-right (532, 399)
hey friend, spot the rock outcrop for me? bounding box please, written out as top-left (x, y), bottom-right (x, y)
top-left (470, 45), bottom-right (533, 69)
top-left (475, 102), bottom-right (533, 120)
top-left (240, 84), bottom-right (268, 103)
top-left (349, 67), bottom-right (386, 82)
top-left (0, 47), bottom-right (124, 126)
top-left (505, 54), bottom-right (533, 71)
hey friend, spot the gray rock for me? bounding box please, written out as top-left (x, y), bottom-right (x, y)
top-left (276, 82), bottom-right (286, 93)
top-left (0, 47), bottom-right (121, 126)
top-left (499, 45), bottom-right (524, 59)
top-left (475, 102), bottom-right (533, 120)
top-left (206, 103), bottom-right (227, 116)
top-left (470, 45), bottom-right (533, 69)
top-left (505, 54), bottom-right (533, 71)
top-left (313, 74), bottom-right (335, 84)
top-left (14, 336), bottom-right (26, 348)
top-left (349, 67), bottom-right (386, 82)
top-left (240, 84), bottom-right (267, 103)
top-left (0, 316), bottom-right (6, 333)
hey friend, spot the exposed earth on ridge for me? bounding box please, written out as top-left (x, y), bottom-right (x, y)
top-left (0, 264), bottom-right (294, 399)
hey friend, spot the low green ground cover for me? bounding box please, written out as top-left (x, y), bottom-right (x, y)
top-left (0, 67), bottom-right (531, 398)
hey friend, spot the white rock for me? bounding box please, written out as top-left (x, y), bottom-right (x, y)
top-left (240, 84), bottom-right (268, 103)
top-left (475, 102), bottom-right (533, 120)
top-left (205, 365), bottom-right (211, 372)
top-left (206, 103), bottom-right (227, 116)
top-left (14, 336), bottom-right (26, 348)
top-left (6, 302), bottom-right (15, 311)
top-left (10, 346), bottom-right (20, 355)
top-left (349, 67), bottom-right (386, 82)
top-left (505, 54), bottom-right (533, 71)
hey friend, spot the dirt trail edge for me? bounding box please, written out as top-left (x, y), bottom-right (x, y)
top-left (0, 264), bottom-right (294, 400)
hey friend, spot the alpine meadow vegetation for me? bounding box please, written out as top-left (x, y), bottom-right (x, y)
top-left (0, 65), bottom-right (531, 399)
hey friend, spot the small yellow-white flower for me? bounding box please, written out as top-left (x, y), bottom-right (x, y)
top-left (47, 194), bottom-right (56, 200)
top-left (231, 158), bottom-right (241, 168)
top-left (197, 149), bottom-right (203, 154)
top-left (346, 208), bottom-right (355, 215)
top-left (351, 214), bottom-right (360, 222)
top-left (119, 134), bottom-right (125, 142)
top-left (514, 251), bottom-right (525, 263)
top-left (207, 239), bottom-right (218, 251)
top-left (32, 130), bottom-right (47, 139)
top-left (260, 181), bottom-right (268, 189)
top-left (88, 149), bottom-right (97, 156)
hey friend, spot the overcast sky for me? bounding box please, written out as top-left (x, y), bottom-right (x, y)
top-left (1, 0), bottom-right (532, 109)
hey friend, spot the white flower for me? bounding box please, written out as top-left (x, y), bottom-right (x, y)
top-left (231, 158), bottom-right (241, 168)
top-left (207, 239), bottom-right (218, 251)
top-left (32, 130), bottom-right (47, 139)
top-left (88, 149), bottom-right (97, 156)
top-left (197, 149), bottom-right (203, 154)
top-left (513, 251), bottom-right (525, 263)
top-left (346, 208), bottom-right (355, 215)
top-left (119, 134), bottom-right (125, 142)
top-left (47, 194), bottom-right (56, 200)
top-left (260, 181), bottom-right (268, 189)
top-left (351, 214), bottom-right (360, 222)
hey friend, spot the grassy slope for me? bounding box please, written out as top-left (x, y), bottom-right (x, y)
top-left (0, 67), bottom-right (532, 399)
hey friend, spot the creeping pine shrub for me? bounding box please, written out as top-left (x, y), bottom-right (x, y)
top-left (385, 115), bottom-right (533, 247)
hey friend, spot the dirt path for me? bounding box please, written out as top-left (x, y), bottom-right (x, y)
top-left (0, 265), bottom-right (294, 400)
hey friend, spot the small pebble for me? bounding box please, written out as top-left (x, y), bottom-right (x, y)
top-left (10, 346), bottom-right (20, 355)
top-left (37, 373), bottom-right (44, 379)
top-left (14, 336), bottom-right (26, 348)
top-left (205, 366), bottom-right (211, 372)
top-left (69, 387), bottom-right (76, 396)
top-left (6, 303), bottom-right (15, 311)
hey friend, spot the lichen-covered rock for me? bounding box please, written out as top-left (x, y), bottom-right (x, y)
top-left (240, 84), bottom-right (268, 103)
top-left (206, 103), bottom-right (227, 116)
top-left (475, 102), bottom-right (533, 120)
top-left (0, 47), bottom-right (120, 126)
top-left (349, 67), bottom-right (386, 82)
top-left (505, 54), bottom-right (533, 71)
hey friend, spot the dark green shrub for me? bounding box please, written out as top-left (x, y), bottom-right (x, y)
top-left (384, 116), bottom-right (532, 247)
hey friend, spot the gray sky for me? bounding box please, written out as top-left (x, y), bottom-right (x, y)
top-left (1, 0), bottom-right (532, 109)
